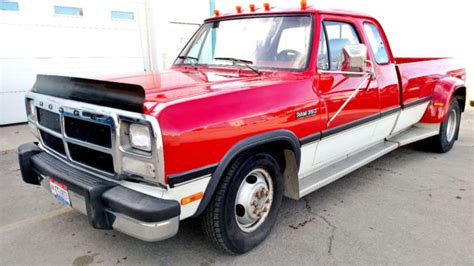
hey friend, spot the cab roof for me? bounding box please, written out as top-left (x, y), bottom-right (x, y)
top-left (204, 6), bottom-right (374, 22)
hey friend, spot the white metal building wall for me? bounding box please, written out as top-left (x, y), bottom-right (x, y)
top-left (0, 0), bottom-right (151, 125)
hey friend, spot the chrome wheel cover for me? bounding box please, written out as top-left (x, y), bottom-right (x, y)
top-left (234, 168), bottom-right (274, 232)
top-left (446, 108), bottom-right (457, 142)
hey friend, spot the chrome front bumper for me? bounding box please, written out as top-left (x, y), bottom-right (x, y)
top-left (38, 177), bottom-right (180, 242)
top-left (19, 142), bottom-right (180, 242)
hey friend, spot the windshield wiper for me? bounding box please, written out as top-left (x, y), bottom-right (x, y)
top-left (214, 57), bottom-right (261, 75)
top-left (177, 55), bottom-right (199, 65)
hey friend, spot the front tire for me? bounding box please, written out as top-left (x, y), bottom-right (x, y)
top-left (201, 151), bottom-right (283, 254)
top-left (426, 98), bottom-right (461, 153)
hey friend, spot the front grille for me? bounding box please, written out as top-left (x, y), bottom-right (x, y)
top-left (68, 143), bottom-right (114, 173)
top-left (40, 130), bottom-right (66, 155)
top-left (28, 94), bottom-right (163, 184)
top-left (65, 116), bottom-right (112, 148)
top-left (37, 108), bottom-right (61, 133)
top-left (36, 105), bottom-right (116, 175)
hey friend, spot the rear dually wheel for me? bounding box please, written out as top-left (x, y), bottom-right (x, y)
top-left (423, 98), bottom-right (461, 153)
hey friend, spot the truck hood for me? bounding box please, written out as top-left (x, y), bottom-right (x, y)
top-left (106, 68), bottom-right (296, 111)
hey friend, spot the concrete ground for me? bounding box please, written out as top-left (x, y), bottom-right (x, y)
top-left (0, 112), bottom-right (473, 265)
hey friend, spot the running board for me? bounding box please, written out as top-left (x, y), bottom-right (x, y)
top-left (296, 125), bottom-right (439, 199)
top-left (387, 126), bottom-right (439, 146)
top-left (298, 141), bottom-right (398, 199)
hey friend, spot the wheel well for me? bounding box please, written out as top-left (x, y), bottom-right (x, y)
top-left (454, 87), bottom-right (466, 112)
top-left (262, 141), bottom-right (292, 171)
top-left (255, 141), bottom-right (300, 200)
top-left (219, 140), bottom-right (300, 200)
top-left (193, 131), bottom-right (301, 217)
top-left (226, 140), bottom-right (298, 175)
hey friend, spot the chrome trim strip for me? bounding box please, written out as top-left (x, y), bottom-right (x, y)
top-left (37, 124), bottom-right (62, 138)
top-left (64, 136), bottom-right (112, 154)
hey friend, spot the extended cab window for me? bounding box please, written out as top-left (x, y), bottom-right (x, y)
top-left (364, 23), bottom-right (389, 64)
top-left (323, 21), bottom-right (360, 70)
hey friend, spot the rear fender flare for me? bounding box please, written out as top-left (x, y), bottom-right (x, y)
top-left (193, 130), bottom-right (301, 217)
top-left (420, 77), bottom-right (465, 123)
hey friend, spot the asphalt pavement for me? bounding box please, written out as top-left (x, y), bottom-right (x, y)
top-left (0, 111), bottom-right (473, 265)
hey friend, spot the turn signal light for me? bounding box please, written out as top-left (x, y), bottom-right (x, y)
top-left (213, 9), bottom-right (220, 16)
top-left (433, 102), bottom-right (445, 107)
top-left (181, 192), bottom-right (204, 205)
top-left (263, 2), bottom-right (270, 11)
top-left (300, 0), bottom-right (307, 9)
top-left (249, 4), bottom-right (256, 12)
top-left (236, 5), bottom-right (242, 13)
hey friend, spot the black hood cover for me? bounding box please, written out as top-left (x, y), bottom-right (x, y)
top-left (32, 75), bottom-right (145, 113)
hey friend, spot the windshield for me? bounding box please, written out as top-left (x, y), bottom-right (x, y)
top-left (174, 15), bottom-right (313, 71)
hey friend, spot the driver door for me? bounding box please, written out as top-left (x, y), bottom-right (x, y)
top-left (313, 19), bottom-right (380, 167)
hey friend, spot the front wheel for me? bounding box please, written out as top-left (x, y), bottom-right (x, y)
top-left (425, 98), bottom-right (461, 153)
top-left (201, 151), bottom-right (283, 254)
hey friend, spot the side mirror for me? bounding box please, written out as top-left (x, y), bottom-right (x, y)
top-left (318, 43), bottom-right (375, 78)
top-left (342, 44), bottom-right (367, 72)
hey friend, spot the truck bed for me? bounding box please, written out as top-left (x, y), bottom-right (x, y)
top-left (395, 57), bottom-right (465, 106)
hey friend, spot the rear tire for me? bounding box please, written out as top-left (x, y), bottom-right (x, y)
top-left (423, 99), bottom-right (461, 153)
top-left (201, 151), bottom-right (283, 254)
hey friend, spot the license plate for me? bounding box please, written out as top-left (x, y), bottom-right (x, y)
top-left (49, 178), bottom-right (71, 207)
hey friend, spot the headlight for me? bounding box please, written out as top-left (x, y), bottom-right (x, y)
top-left (129, 123), bottom-right (152, 151)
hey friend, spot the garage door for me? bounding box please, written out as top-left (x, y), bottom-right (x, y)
top-left (0, 0), bottom-right (150, 125)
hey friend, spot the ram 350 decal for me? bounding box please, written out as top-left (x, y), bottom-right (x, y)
top-left (296, 108), bottom-right (317, 119)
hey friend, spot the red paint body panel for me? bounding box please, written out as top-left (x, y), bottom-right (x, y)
top-left (158, 72), bottom-right (321, 175)
top-left (420, 77), bottom-right (466, 123)
top-left (396, 58), bottom-right (465, 122)
top-left (90, 8), bottom-right (465, 180)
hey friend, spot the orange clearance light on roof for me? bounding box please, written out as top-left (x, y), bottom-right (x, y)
top-left (181, 192), bottom-right (204, 205)
top-left (236, 5), bottom-right (242, 13)
top-left (263, 2), bottom-right (270, 11)
top-left (300, 0), bottom-right (307, 9)
top-left (249, 4), bottom-right (256, 12)
top-left (213, 9), bottom-right (220, 16)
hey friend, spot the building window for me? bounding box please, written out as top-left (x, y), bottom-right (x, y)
top-left (111, 11), bottom-right (134, 20)
top-left (0, 1), bottom-right (19, 11)
top-left (54, 6), bottom-right (83, 16)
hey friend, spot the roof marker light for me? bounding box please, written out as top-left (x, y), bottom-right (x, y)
top-left (263, 2), bottom-right (270, 11)
top-left (236, 5), bottom-right (242, 13)
top-left (249, 4), bottom-right (256, 12)
top-left (300, 0), bottom-right (307, 10)
top-left (213, 9), bottom-right (220, 16)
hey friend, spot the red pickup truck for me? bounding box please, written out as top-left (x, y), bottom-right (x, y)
top-left (18, 5), bottom-right (466, 254)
